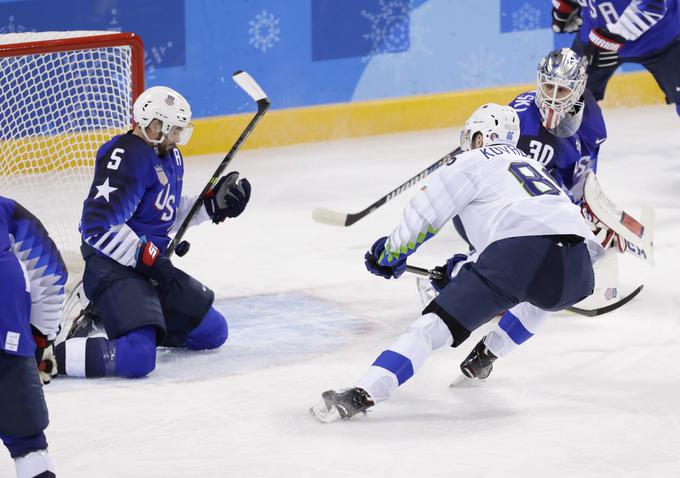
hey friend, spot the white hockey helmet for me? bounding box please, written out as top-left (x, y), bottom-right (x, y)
top-left (459, 103), bottom-right (520, 151)
top-left (133, 86), bottom-right (193, 145)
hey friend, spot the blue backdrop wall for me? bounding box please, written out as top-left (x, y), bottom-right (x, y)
top-left (0, 0), bottom-right (641, 118)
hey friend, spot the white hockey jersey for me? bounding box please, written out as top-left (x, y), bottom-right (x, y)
top-left (380, 144), bottom-right (603, 265)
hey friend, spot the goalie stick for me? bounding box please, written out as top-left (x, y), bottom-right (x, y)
top-left (61, 71), bottom-right (270, 340)
top-left (312, 148), bottom-right (462, 227)
top-left (405, 264), bottom-right (641, 318)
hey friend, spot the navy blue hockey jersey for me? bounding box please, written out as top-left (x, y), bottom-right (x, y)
top-left (509, 89), bottom-right (607, 201)
top-left (579, 0), bottom-right (680, 58)
top-left (79, 133), bottom-right (191, 266)
top-left (0, 196), bottom-right (67, 356)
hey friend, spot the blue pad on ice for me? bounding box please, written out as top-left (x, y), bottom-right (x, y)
top-left (114, 326), bottom-right (157, 378)
top-left (184, 307), bottom-right (228, 350)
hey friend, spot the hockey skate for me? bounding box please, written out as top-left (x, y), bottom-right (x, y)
top-left (459, 339), bottom-right (497, 380)
top-left (309, 387), bottom-right (375, 423)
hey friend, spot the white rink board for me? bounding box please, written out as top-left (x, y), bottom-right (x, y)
top-left (4, 105), bottom-right (680, 477)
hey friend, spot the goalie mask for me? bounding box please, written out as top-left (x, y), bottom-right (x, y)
top-left (460, 103), bottom-right (520, 151)
top-left (535, 48), bottom-right (587, 137)
top-left (133, 86), bottom-right (193, 145)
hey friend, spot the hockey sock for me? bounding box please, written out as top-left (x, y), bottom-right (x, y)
top-left (55, 326), bottom-right (156, 378)
top-left (676, 103), bottom-right (680, 117)
top-left (13, 449), bottom-right (55, 478)
top-left (184, 307), bottom-right (228, 350)
top-left (56, 336), bottom-right (114, 377)
top-left (356, 313), bottom-right (453, 403)
top-left (483, 305), bottom-right (548, 357)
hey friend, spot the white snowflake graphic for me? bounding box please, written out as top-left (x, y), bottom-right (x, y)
top-left (144, 41), bottom-right (174, 80)
top-left (457, 46), bottom-right (505, 88)
top-left (362, 0), bottom-right (411, 56)
top-left (512, 2), bottom-right (542, 31)
top-left (249, 9), bottom-right (280, 53)
top-left (361, 1), bottom-right (433, 84)
top-left (0, 16), bottom-right (30, 34)
top-left (107, 8), bottom-right (122, 32)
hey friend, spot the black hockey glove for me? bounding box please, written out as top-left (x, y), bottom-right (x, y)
top-left (203, 171), bottom-right (252, 224)
top-left (32, 326), bottom-right (57, 385)
top-left (135, 239), bottom-right (175, 289)
top-left (364, 236), bottom-right (407, 280)
top-left (430, 253), bottom-right (468, 292)
top-left (552, 0), bottom-right (582, 33)
top-left (586, 27), bottom-right (626, 70)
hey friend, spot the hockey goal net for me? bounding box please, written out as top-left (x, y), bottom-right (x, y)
top-left (0, 31), bottom-right (144, 283)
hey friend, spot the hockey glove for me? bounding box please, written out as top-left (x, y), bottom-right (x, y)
top-left (364, 236), bottom-right (407, 280)
top-left (204, 171), bottom-right (252, 224)
top-left (581, 202), bottom-right (627, 253)
top-left (135, 239), bottom-right (175, 289)
top-left (586, 27), bottom-right (625, 70)
top-left (430, 253), bottom-right (468, 292)
top-left (552, 0), bottom-right (582, 33)
top-left (32, 326), bottom-right (57, 385)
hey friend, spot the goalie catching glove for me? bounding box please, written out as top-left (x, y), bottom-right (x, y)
top-left (32, 326), bottom-right (57, 385)
top-left (203, 171), bottom-right (252, 223)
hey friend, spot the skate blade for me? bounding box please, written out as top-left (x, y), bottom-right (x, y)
top-left (309, 400), bottom-right (342, 423)
top-left (449, 374), bottom-right (475, 388)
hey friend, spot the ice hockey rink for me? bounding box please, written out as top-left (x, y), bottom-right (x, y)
top-left (2, 104), bottom-right (679, 477)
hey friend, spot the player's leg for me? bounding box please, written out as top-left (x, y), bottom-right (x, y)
top-left (460, 303), bottom-right (549, 379)
top-left (158, 268), bottom-right (228, 350)
top-left (311, 245), bottom-right (523, 422)
top-left (637, 38), bottom-right (680, 117)
top-left (0, 354), bottom-right (55, 478)
top-left (56, 250), bottom-right (165, 378)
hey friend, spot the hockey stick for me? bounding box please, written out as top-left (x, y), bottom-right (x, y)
top-left (567, 285), bottom-right (643, 317)
top-left (405, 264), bottom-right (641, 318)
top-left (61, 71), bottom-right (269, 340)
top-left (312, 148), bottom-right (461, 227)
top-left (168, 71), bottom-right (270, 256)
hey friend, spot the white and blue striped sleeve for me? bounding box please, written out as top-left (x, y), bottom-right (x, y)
top-left (607, 0), bottom-right (667, 41)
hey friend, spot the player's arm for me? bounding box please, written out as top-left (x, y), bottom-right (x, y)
top-left (607, 0), bottom-right (668, 41)
top-left (4, 199), bottom-right (67, 384)
top-left (5, 200), bottom-right (68, 340)
top-left (569, 92), bottom-right (608, 202)
top-left (80, 142), bottom-right (147, 266)
top-left (365, 158), bottom-right (478, 279)
top-left (586, 0), bottom-right (667, 68)
top-left (171, 193), bottom-right (211, 233)
top-left (170, 170), bottom-right (252, 234)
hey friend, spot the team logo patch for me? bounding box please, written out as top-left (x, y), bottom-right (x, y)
top-left (154, 164), bottom-right (168, 186)
top-left (4, 331), bottom-right (20, 352)
top-left (165, 95), bottom-right (175, 106)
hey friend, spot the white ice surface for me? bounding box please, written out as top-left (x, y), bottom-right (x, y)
top-left (3, 105), bottom-right (680, 477)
